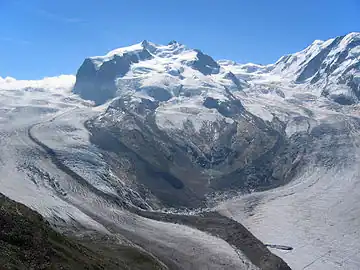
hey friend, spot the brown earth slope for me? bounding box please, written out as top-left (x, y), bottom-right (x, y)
top-left (0, 193), bottom-right (165, 270)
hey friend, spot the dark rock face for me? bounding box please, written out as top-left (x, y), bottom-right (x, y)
top-left (108, 96), bottom-right (159, 114)
top-left (224, 71), bottom-right (245, 89)
top-left (331, 94), bottom-right (355, 105)
top-left (73, 49), bottom-right (152, 105)
top-left (190, 50), bottom-right (220, 75)
top-left (203, 97), bottom-right (244, 117)
top-left (142, 86), bottom-right (173, 102)
top-left (86, 117), bottom-right (204, 208)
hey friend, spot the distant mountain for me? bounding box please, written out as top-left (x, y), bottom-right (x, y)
top-left (73, 40), bottom-right (248, 105)
top-left (224, 32), bottom-right (360, 104)
top-left (74, 33), bottom-right (360, 105)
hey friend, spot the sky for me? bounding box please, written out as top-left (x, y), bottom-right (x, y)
top-left (0, 0), bottom-right (359, 79)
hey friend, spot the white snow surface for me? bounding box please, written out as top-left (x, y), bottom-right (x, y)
top-left (88, 40), bottom-right (244, 103)
top-left (155, 96), bottom-right (234, 132)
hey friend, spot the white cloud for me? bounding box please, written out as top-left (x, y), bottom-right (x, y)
top-left (0, 75), bottom-right (76, 92)
top-left (0, 76), bottom-right (17, 83)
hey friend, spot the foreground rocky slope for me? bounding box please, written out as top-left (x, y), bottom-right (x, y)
top-left (0, 191), bottom-right (290, 270)
top-left (0, 193), bottom-right (165, 270)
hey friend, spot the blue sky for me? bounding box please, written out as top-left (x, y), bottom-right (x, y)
top-left (1, 0), bottom-right (359, 79)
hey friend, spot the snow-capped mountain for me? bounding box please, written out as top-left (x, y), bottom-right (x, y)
top-left (223, 32), bottom-right (360, 104)
top-left (73, 40), bottom-right (248, 105)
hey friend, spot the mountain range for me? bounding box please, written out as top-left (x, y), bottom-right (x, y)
top-left (0, 32), bottom-right (359, 269)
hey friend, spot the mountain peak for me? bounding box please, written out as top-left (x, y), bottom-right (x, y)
top-left (311, 39), bottom-right (324, 46)
top-left (345, 31), bottom-right (360, 39)
top-left (168, 40), bottom-right (178, 45)
top-left (141, 40), bottom-right (150, 47)
top-left (140, 40), bottom-right (158, 50)
top-left (341, 32), bottom-right (360, 46)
